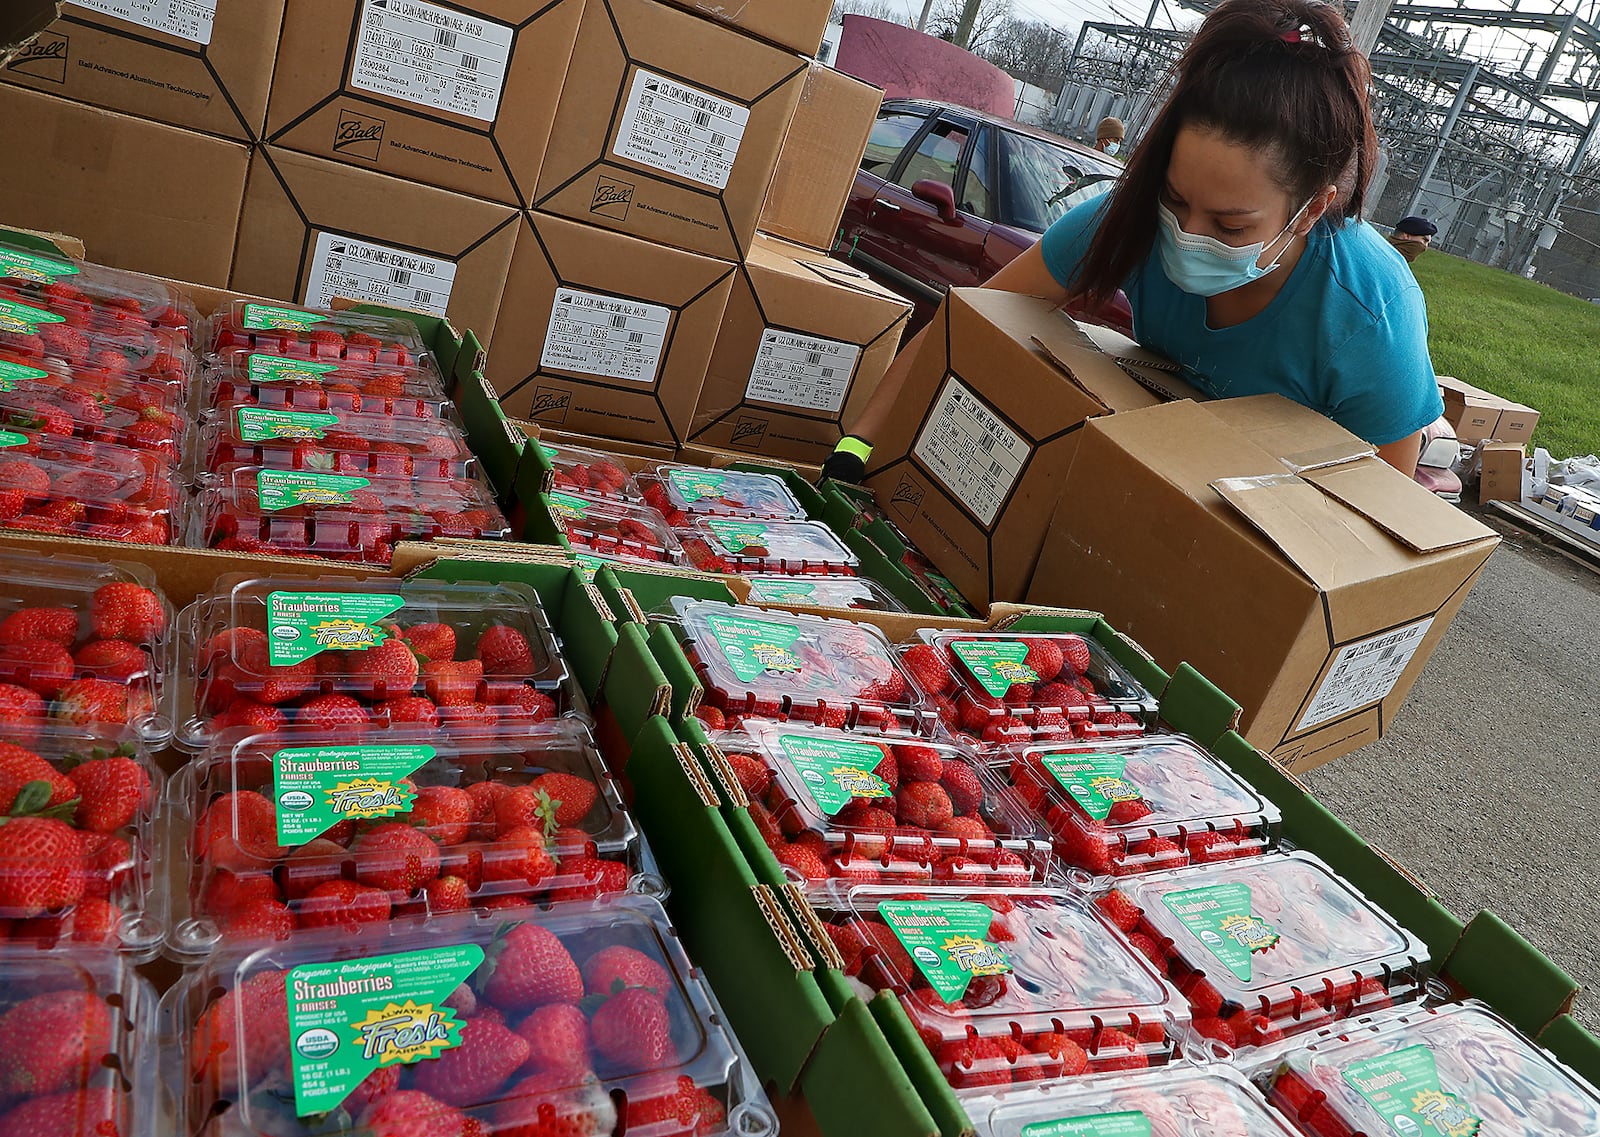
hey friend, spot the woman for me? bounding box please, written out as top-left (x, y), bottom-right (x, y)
top-left (827, 0), bottom-right (1441, 480)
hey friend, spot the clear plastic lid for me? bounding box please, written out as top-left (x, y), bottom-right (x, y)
top-left (812, 883), bottom-right (1188, 1089)
top-left (542, 441), bottom-right (644, 502)
top-left (164, 896), bottom-right (776, 1137)
top-left (0, 286), bottom-right (196, 385)
top-left (208, 300), bottom-right (428, 367)
top-left (191, 466), bottom-right (511, 564)
top-left (193, 403), bottom-right (477, 485)
top-left (717, 722), bottom-right (1052, 887)
top-left (677, 517), bottom-right (859, 576)
top-left (0, 727), bottom-right (165, 958)
top-left (994, 734), bottom-right (1282, 877)
top-left (0, 431), bottom-right (183, 545)
top-left (0, 356), bottom-right (186, 459)
top-left (640, 465), bottom-right (807, 523)
top-left (203, 347), bottom-right (452, 420)
top-left (1265, 1001), bottom-right (1600, 1137)
top-left (745, 574), bottom-right (909, 613)
top-left (168, 722), bottom-right (651, 959)
top-left (674, 599), bottom-right (931, 735)
top-left (0, 240), bottom-right (201, 336)
top-left (547, 491), bottom-right (684, 565)
top-left (0, 947), bottom-right (159, 1136)
top-left (968, 1066), bottom-right (1304, 1137)
top-left (176, 574), bottom-right (575, 752)
top-left (910, 631), bottom-right (1157, 749)
top-left (1113, 852), bottom-right (1429, 1051)
top-left (0, 549), bottom-right (174, 744)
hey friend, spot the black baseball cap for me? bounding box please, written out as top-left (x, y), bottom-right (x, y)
top-left (1395, 215), bottom-right (1438, 237)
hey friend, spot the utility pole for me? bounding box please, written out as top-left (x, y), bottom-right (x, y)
top-left (1347, 0), bottom-right (1395, 56)
top-left (953, 0), bottom-right (983, 48)
top-left (917, 0), bottom-right (935, 32)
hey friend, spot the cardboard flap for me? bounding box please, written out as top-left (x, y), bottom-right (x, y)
top-left (1030, 332), bottom-right (1166, 415)
top-left (1279, 443), bottom-right (1376, 473)
top-left (1078, 321), bottom-right (1183, 373)
top-left (1210, 474), bottom-right (1368, 588)
top-left (1303, 460), bottom-right (1495, 552)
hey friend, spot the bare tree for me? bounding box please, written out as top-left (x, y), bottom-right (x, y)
top-left (981, 17), bottom-right (1074, 91)
top-left (927, 0), bottom-right (1013, 52)
top-left (830, 1), bottom-right (913, 24)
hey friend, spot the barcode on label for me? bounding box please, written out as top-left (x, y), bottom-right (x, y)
top-left (694, 111), bottom-right (711, 128)
top-left (435, 28), bottom-right (457, 48)
top-left (390, 269), bottom-right (412, 286)
top-left (711, 133), bottom-right (727, 148)
top-left (821, 368), bottom-right (835, 379)
top-left (461, 53), bottom-right (479, 70)
top-left (415, 291), bottom-right (433, 306)
top-left (806, 352), bottom-right (823, 366)
top-left (628, 332), bottom-right (644, 344)
top-left (610, 314), bottom-right (628, 328)
top-left (979, 434), bottom-right (997, 454)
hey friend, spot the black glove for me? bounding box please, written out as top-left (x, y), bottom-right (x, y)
top-left (819, 437), bottom-right (872, 485)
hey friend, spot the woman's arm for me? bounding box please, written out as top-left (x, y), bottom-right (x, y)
top-left (1376, 430), bottom-right (1423, 478)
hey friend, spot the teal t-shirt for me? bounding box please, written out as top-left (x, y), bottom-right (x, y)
top-left (1040, 197), bottom-right (1444, 446)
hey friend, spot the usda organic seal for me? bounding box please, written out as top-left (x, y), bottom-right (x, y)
top-left (296, 1027), bottom-right (339, 1059)
top-left (278, 790), bottom-right (315, 812)
top-left (272, 624), bottom-right (299, 642)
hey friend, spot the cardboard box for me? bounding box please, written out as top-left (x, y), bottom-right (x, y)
top-left (1, 2), bottom-right (61, 64)
top-left (1479, 441), bottom-right (1526, 504)
top-left (657, 0), bottom-right (832, 55)
top-left (231, 147), bottom-right (519, 346)
top-left (1438, 375), bottom-right (1541, 445)
top-left (1027, 395), bottom-right (1499, 773)
top-left (534, 0), bottom-right (808, 261)
top-left (759, 62), bottom-right (881, 252)
top-left (0, 0), bottom-right (283, 141)
top-left (266, 0), bottom-right (583, 206)
top-left (862, 288), bottom-right (1198, 607)
top-left (0, 85), bottom-right (247, 284)
top-left (486, 212), bottom-right (735, 449)
top-left (688, 235), bottom-right (910, 463)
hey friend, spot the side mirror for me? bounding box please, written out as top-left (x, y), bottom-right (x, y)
top-left (911, 179), bottom-right (961, 224)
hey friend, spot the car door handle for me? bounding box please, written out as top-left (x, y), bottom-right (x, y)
top-left (875, 199), bottom-right (902, 212)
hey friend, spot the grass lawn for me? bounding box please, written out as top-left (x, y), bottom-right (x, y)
top-left (1413, 252), bottom-right (1600, 458)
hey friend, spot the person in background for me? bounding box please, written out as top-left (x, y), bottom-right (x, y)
top-left (1388, 215), bottom-right (1438, 263)
top-left (1094, 116), bottom-right (1126, 160)
top-left (823, 0), bottom-right (1441, 482)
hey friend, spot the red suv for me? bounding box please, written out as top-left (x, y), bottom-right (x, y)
top-left (834, 99), bottom-right (1132, 336)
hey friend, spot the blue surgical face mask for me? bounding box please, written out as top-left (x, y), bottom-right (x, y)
top-left (1156, 199), bottom-right (1311, 297)
top-left (1103, 141), bottom-right (1120, 157)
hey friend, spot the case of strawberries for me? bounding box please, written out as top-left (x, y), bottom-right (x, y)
top-left (160, 896), bottom-right (777, 1137)
top-left (547, 490), bottom-right (686, 566)
top-left (640, 465), bottom-right (807, 525)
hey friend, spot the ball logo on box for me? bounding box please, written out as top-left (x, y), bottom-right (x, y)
top-left (591, 176), bottom-right (635, 221)
top-left (334, 108), bottom-right (387, 162)
top-left (6, 31), bottom-right (68, 83)
top-left (731, 416), bottom-right (768, 447)
top-left (529, 386), bottom-right (572, 423)
top-left (890, 475), bottom-right (924, 518)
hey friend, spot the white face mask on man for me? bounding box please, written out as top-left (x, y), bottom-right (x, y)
top-left (1102, 141), bottom-right (1120, 157)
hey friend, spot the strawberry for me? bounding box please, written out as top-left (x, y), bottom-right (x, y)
top-left (1019, 637), bottom-right (1064, 682)
top-left (0, 742), bottom-right (77, 812)
top-left (220, 896), bottom-right (295, 941)
top-left (199, 870), bottom-right (281, 919)
top-left (939, 759), bottom-right (985, 816)
top-left (899, 644), bottom-right (954, 696)
top-left (1193, 1015), bottom-right (1239, 1048)
top-left (0, 638), bottom-right (74, 698)
top-left (724, 752), bottom-right (771, 798)
top-left (938, 816), bottom-right (992, 841)
top-left (402, 622), bottom-right (457, 662)
top-left (490, 684), bottom-right (557, 723)
top-left (76, 832), bottom-right (131, 899)
top-left (1095, 890), bottom-right (1142, 933)
top-left (464, 780), bottom-right (510, 841)
top-left (516, 1003), bottom-right (592, 1078)
top-left (481, 924), bottom-right (583, 1012)
top-left (1029, 1032), bottom-right (1089, 1079)
top-left (0, 1085), bottom-right (124, 1136)
top-left (348, 636), bottom-right (420, 700)
top-left (412, 1012), bottom-right (531, 1106)
top-left (693, 705), bottom-right (726, 731)
top-left (478, 625), bottom-right (537, 678)
top-left (582, 945), bottom-right (671, 998)
top-left (0, 817), bottom-right (86, 915)
top-left (547, 856), bottom-right (630, 904)
top-left (346, 1066), bottom-right (403, 1116)
top-left (280, 838), bottom-right (348, 900)
top-left (211, 698), bottom-right (288, 734)
top-left (895, 745), bottom-right (943, 784)
top-left (72, 638), bottom-right (149, 682)
top-left (0, 683), bottom-right (46, 743)
top-left (0, 608), bottom-right (78, 647)
top-left (359, 1090), bottom-right (475, 1137)
top-left (297, 879), bottom-right (391, 930)
top-left (527, 772), bottom-right (597, 827)
top-left (65, 753), bottom-right (148, 833)
top-left (625, 1074), bottom-right (727, 1136)
top-left (590, 987), bottom-right (672, 1072)
top-left (195, 791), bottom-right (284, 873)
top-left (896, 782), bottom-right (954, 829)
top-left (0, 990), bottom-right (113, 1097)
top-left (295, 693), bottom-right (370, 733)
top-left (408, 785), bottom-right (472, 844)
top-left (936, 1036), bottom-right (1013, 1088)
top-left (353, 822), bottom-right (441, 893)
top-left (422, 874), bottom-right (471, 914)
top-left (423, 659), bottom-right (484, 706)
top-left (52, 678), bottom-right (149, 728)
top-left (775, 841), bottom-right (829, 881)
top-left (376, 695), bottom-right (440, 729)
top-left (88, 582), bottom-right (165, 642)
top-left (1058, 634), bottom-right (1093, 675)
top-left (1107, 798), bottom-right (1153, 826)
top-left (491, 1072), bottom-right (616, 1137)
top-left (481, 825), bottom-right (557, 892)
top-left (494, 785), bottom-right (561, 836)
top-left (1087, 1027), bottom-right (1148, 1072)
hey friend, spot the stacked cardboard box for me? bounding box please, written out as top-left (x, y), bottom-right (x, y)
top-left (1439, 374), bottom-right (1541, 445)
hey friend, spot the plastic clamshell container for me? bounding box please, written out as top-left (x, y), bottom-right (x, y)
top-left (1113, 851), bottom-right (1429, 1052)
top-left (0, 948), bottom-right (160, 1136)
top-left (0, 430), bottom-right (184, 544)
top-left (995, 734), bottom-right (1282, 877)
top-left (1264, 1001), bottom-right (1600, 1137)
top-left (547, 491), bottom-right (684, 565)
top-left (813, 883), bottom-right (1189, 1090)
top-left (678, 517), bottom-right (859, 576)
top-left (0, 357), bottom-right (185, 458)
top-left (202, 347), bottom-right (451, 420)
top-left (167, 722), bottom-right (652, 959)
top-left (718, 722), bottom-right (1052, 886)
top-left (543, 441), bottom-right (644, 502)
top-left (0, 288), bottom-right (196, 386)
top-left (193, 403), bottom-right (477, 485)
top-left (190, 465), bottom-right (511, 564)
top-left (0, 727), bottom-right (165, 959)
top-left (0, 239), bottom-right (201, 336)
top-left (967, 1065), bottom-right (1304, 1137)
top-left (175, 574), bottom-right (577, 752)
top-left (162, 896), bottom-right (777, 1137)
top-left (642, 464), bottom-right (807, 522)
top-left (207, 300), bottom-right (428, 366)
top-left (674, 598), bottom-right (932, 735)
top-left (0, 549), bottom-right (175, 745)
top-left (745, 573), bottom-right (909, 612)
top-left (912, 630), bottom-right (1158, 748)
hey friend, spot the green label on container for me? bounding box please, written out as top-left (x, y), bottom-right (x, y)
top-left (0, 298), bottom-right (65, 334)
top-left (668, 468), bottom-right (728, 504)
top-left (951, 639), bottom-right (1038, 697)
top-left (256, 469), bottom-right (371, 512)
top-left (878, 900), bottom-right (1009, 1003)
top-left (0, 429), bottom-right (27, 448)
top-left (238, 407), bottom-right (341, 442)
top-left (705, 518), bottom-right (770, 554)
top-left (574, 553), bottom-right (608, 582)
top-left (1040, 753), bottom-right (1143, 822)
top-left (1021, 1114), bottom-right (1152, 1137)
top-left (1343, 1046), bottom-right (1481, 1137)
top-left (244, 303), bottom-right (330, 331)
top-left (0, 250), bottom-right (77, 283)
top-left (287, 944), bottom-right (483, 1117)
top-left (702, 612), bottom-right (803, 683)
top-left (777, 733), bottom-right (892, 815)
top-left (0, 359), bottom-right (48, 393)
top-left (748, 579), bottom-right (817, 604)
top-left (248, 353), bottom-right (343, 384)
top-left (547, 491), bottom-right (590, 521)
top-left (1161, 883), bottom-right (1280, 983)
top-left (925, 569), bottom-right (969, 611)
top-left (539, 444), bottom-right (559, 460)
top-left (272, 744), bottom-right (433, 845)
top-left (266, 591), bottom-right (405, 665)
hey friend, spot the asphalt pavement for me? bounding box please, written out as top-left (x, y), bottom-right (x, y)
top-left (1303, 506), bottom-right (1600, 1027)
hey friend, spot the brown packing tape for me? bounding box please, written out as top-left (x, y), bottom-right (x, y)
top-left (701, 741), bottom-right (751, 810)
top-left (783, 882), bottom-right (845, 972)
top-left (752, 884), bottom-right (815, 974)
top-left (671, 741), bottom-right (721, 809)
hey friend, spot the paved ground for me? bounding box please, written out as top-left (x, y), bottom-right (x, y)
top-left (1304, 506), bottom-right (1600, 1027)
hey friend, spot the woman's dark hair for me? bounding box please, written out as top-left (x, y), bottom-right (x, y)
top-left (1073, 0), bottom-right (1378, 307)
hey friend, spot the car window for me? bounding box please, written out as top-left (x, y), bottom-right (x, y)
top-left (961, 125), bottom-right (995, 218)
top-left (862, 110), bottom-right (927, 176)
top-left (895, 119), bottom-right (971, 192)
top-left (1001, 130), bottom-right (1120, 233)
